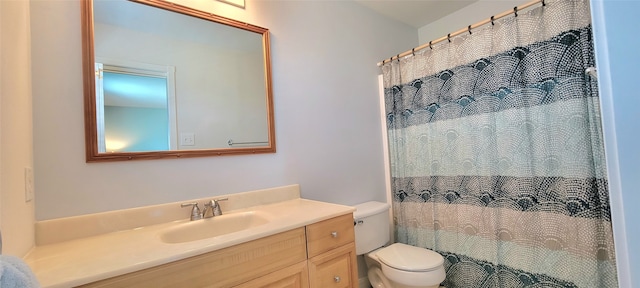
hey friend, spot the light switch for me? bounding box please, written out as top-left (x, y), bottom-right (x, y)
top-left (180, 133), bottom-right (195, 146)
top-left (25, 167), bottom-right (34, 202)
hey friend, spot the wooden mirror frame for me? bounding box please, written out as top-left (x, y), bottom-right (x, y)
top-left (82, 0), bottom-right (275, 162)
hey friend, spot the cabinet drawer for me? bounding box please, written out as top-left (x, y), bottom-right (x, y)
top-left (306, 214), bottom-right (355, 258)
top-left (308, 243), bottom-right (358, 288)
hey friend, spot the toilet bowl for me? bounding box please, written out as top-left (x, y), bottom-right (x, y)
top-left (354, 201), bottom-right (446, 288)
top-left (366, 243), bottom-right (445, 288)
top-left (367, 265), bottom-right (393, 288)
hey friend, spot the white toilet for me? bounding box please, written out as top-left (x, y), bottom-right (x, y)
top-left (354, 201), bottom-right (446, 288)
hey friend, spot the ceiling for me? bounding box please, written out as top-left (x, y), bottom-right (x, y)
top-left (354, 0), bottom-right (478, 28)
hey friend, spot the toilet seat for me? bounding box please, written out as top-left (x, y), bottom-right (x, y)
top-left (369, 243), bottom-right (446, 287)
top-left (380, 262), bottom-right (446, 287)
top-left (376, 243), bottom-right (444, 272)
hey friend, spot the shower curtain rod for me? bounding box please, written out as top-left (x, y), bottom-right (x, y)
top-left (377, 0), bottom-right (545, 66)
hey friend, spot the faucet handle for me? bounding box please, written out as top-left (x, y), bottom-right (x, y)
top-left (181, 202), bottom-right (203, 221)
top-left (202, 201), bottom-right (214, 218)
top-left (206, 198), bottom-right (228, 216)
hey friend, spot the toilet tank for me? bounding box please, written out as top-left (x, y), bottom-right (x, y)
top-left (353, 201), bottom-right (391, 255)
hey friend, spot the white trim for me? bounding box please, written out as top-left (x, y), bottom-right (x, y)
top-left (165, 66), bottom-right (177, 150)
top-left (589, 1), bottom-right (631, 286)
top-left (95, 63), bottom-right (105, 153)
top-left (0, 0), bottom-right (4, 249)
top-left (378, 74), bottom-right (394, 243)
top-left (217, 0), bottom-right (244, 9)
top-left (96, 57), bottom-right (171, 77)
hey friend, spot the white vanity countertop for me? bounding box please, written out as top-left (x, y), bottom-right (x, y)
top-left (24, 198), bottom-right (355, 288)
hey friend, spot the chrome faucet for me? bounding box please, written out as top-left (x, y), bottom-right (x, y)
top-left (182, 198), bottom-right (228, 220)
top-left (203, 198), bottom-right (228, 218)
top-left (181, 202), bottom-right (203, 221)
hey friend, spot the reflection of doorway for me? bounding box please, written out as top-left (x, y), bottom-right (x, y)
top-left (95, 59), bottom-right (176, 152)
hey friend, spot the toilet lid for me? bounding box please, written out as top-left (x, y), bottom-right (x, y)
top-left (376, 243), bottom-right (444, 272)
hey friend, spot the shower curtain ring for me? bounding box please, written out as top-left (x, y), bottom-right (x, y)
top-left (491, 15), bottom-right (495, 25)
top-left (429, 41), bottom-right (433, 50)
top-left (514, 6), bottom-right (518, 17)
top-left (397, 54), bottom-right (400, 62)
top-left (412, 48), bottom-right (415, 56)
top-left (542, 0), bottom-right (546, 6)
top-left (447, 33), bottom-right (451, 43)
top-left (468, 25), bottom-right (472, 35)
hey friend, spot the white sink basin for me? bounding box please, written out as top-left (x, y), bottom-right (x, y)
top-left (159, 211), bottom-right (271, 244)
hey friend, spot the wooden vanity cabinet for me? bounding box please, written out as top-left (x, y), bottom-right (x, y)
top-left (78, 228), bottom-right (308, 288)
top-left (236, 213), bottom-right (358, 288)
top-left (78, 214), bottom-right (357, 288)
top-left (305, 214), bottom-right (358, 288)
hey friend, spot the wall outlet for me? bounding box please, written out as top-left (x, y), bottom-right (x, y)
top-left (25, 167), bottom-right (34, 202)
top-left (180, 133), bottom-right (195, 146)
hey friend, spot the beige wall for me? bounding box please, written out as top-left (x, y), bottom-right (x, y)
top-left (31, 0), bottom-right (417, 220)
top-left (590, 1), bottom-right (639, 285)
top-left (0, 0), bottom-right (35, 257)
top-left (418, 0), bottom-right (529, 45)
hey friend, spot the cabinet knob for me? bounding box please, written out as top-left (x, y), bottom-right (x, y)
top-left (334, 276), bottom-right (341, 283)
top-left (331, 231), bottom-right (338, 238)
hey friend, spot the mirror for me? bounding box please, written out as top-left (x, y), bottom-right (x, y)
top-left (82, 0), bottom-right (275, 162)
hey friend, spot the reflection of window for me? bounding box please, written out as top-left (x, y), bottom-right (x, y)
top-left (95, 59), bottom-right (176, 153)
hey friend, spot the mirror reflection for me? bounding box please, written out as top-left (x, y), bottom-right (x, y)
top-left (83, 0), bottom-right (275, 161)
top-left (101, 69), bottom-right (171, 152)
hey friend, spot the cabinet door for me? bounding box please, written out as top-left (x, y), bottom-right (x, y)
top-left (308, 243), bottom-right (358, 288)
top-left (235, 261), bottom-right (309, 288)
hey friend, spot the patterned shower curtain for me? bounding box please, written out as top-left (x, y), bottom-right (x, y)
top-left (381, 1), bottom-right (618, 287)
